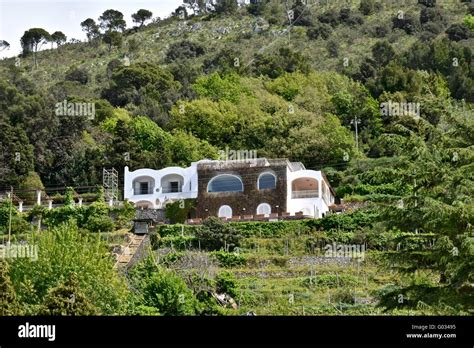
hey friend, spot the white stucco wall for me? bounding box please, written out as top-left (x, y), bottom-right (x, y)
top-left (124, 163), bottom-right (199, 209)
top-left (286, 169), bottom-right (333, 218)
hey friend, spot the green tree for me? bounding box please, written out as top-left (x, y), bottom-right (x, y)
top-left (99, 9), bottom-right (126, 32)
top-left (372, 40), bottom-right (395, 67)
top-left (0, 121), bottom-right (34, 187)
top-left (51, 31), bottom-right (67, 48)
top-left (253, 47), bottom-right (310, 78)
top-left (80, 18), bottom-right (100, 42)
top-left (41, 273), bottom-right (100, 315)
top-left (20, 28), bottom-right (51, 67)
top-left (103, 31), bottom-right (123, 52)
top-left (17, 172), bottom-right (44, 204)
top-left (131, 9), bottom-right (153, 27)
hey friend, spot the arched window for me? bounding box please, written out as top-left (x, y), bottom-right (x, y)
top-left (258, 173), bottom-right (276, 190)
top-left (218, 205), bottom-right (232, 218)
top-left (256, 203), bottom-right (271, 217)
top-left (208, 175), bottom-right (243, 193)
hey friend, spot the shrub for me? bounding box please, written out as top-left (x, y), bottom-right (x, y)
top-left (129, 258), bottom-right (198, 315)
top-left (359, 0), bottom-right (381, 16)
top-left (195, 217), bottom-right (242, 251)
top-left (420, 7), bottom-right (444, 25)
top-left (210, 251), bottom-right (246, 268)
top-left (307, 23), bottom-right (332, 40)
top-left (332, 288), bottom-right (356, 304)
top-left (446, 24), bottom-right (470, 41)
top-left (17, 172), bottom-right (44, 204)
top-left (85, 215), bottom-right (115, 233)
top-left (155, 224), bottom-right (196, 237)
top-left (165, 40), bottom-right (205, 63)
top-left (0, 260), bottom-right (22, 315)
top-left (318, 10), bottom-right (340, 27)
top-left (326, 40), bottom-right (340, 57)
top-left (215, 271), bottom-right (238, 297)
top-left (392, 12), bottom-right (420, 35)
top-left (40, 273), bottom-right (100, 315)
top-left (8, 223), bottom-right (129, 315)
top-left (373, 24), bottom-right (391, 38)
top-left (65, 66), bottom-right (89, 84)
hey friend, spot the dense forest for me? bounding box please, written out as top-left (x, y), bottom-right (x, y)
top-left (0, 0), bottom-right (473, 316)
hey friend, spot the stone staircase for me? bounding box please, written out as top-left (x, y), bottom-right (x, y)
top-left (114, 234), bottom-right (148, 270)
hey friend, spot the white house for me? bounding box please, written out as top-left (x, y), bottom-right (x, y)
top-left (124, 158), bottom-right (335, 219)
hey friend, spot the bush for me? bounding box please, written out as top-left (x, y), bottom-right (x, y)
top-left (446, 24), bottom-right (470, 41)
top-left (195, 217), bottom-right (243, 251)
top-left (215, 271), bottom-right (238, 297)
top-left (85, 215), bottom-right (115, 233)
top-left (318, 10), bottom-right (340, 27)
top-left (359, 0), bottom-right (381, 16)
top-left (40, 273), bottom-right (100, 315)
top-left (155, 224), bottom-right (196, 237)
top-left (8, 223), bottom-right (129, 315)
top-left (420, 7), bottom-right (443, 25)
top-left (392, 12), bottom-right (419, 35)
top-left (129, 258), bottom-right (198, 315)
top-left (326, 40), bottom-right (339, 57)
top-left (165, 40), bottom-right (205, 63)
top-left (65, 66), bottom-right (89, 84)
top-left (305, 209), bottom-right (379, 232)
top-left (332, 288), bottom-right (355, 304)
top-left (307, 23), bottom-right (332, 40)
top-left (210, 251), bottom-right (246, 268)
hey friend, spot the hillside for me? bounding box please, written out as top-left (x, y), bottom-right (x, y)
top-left (0, 0), bottom-right (473, 317)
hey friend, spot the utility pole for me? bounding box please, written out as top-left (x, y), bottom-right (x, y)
top-left (8, 186), bottom-right (13, 245)
top-left (351, 116), bottom-right (360, 151)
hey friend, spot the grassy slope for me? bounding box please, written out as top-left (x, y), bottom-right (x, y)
top-left (0, 1), bottom-right (469, 97)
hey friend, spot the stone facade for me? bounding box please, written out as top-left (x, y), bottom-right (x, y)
top-left (195, 159), bottom-right (287, 218)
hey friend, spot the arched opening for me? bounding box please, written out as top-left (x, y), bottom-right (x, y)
top-left (258, 172), bottom-right (276, 190)
top-left (291, 177), bottom-right (319, 199)
top-left (133, 176), bottom-right (155, 195)
top-left (256, 203), bottom-right (271, 217)
top-left (208, 174), bottom-right (243, 193)
top-left (161, 174), bottom-right (184, 193)
top-left (218, 205), bottom-right (232, 218)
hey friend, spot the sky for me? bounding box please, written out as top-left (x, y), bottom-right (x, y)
top-left (0, 0), bottom-right (183, 58)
